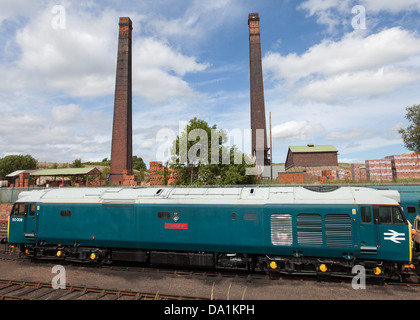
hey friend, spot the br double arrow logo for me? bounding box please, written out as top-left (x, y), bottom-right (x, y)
top-left (384, 230), bottom-right (406, 244)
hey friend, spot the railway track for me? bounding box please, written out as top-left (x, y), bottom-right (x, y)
top-left (2, 250), bottom-right (420, 298)
top-left (0, 279), bottom-right (208, 301)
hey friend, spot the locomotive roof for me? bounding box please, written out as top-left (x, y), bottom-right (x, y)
top-left (16, 186), bottom-right (400, 206)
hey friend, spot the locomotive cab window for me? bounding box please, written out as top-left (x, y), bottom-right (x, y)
top-left (378, 206), bottom-right (405, 224)
top-left (29, 204), bottom-right (36, 216)
top-left (361, 207), bottom-right (371, 223)
top-left (12, 203), bottom-right (27, 217)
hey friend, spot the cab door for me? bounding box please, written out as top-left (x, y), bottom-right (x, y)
top-left (24, 203), bottom-right (38, 239)
top-left (374, 205), bottom-right (411, 262)
top-left (358, 206), bottom-right (378, 255)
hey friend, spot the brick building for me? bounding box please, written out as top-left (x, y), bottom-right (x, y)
top-left (279, 144), bottom-right (348, 183)
top-left (285, 145), bottom-right (338, 170)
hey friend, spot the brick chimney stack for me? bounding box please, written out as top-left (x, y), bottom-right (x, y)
top-left (248, 13), bottom-right (270, 166)
top-left (110, 17), bottom-right (133, 184)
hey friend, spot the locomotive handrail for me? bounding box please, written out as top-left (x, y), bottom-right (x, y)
top-left (353, 218), bottom-right (357, 246)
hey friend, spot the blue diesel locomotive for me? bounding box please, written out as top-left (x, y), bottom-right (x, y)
top-left (7, 186), bottom-right (415, 278)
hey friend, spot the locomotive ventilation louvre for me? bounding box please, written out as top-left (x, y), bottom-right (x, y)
top-left (271, 214), bottom-right (293, 246)
top-left (271, 214), bottom-right (353, 248)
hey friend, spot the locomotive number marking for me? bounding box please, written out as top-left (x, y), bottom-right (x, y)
top-left (165, 223), bottom-right (188, 230)
top-left (12, 218), bottom-right (23, 222)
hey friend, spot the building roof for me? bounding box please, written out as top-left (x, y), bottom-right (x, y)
top-left (6, 170), bottom-right (39, 177)
top-left (289, 145), bottom-right (338, 153)
top-left (31, 167), bottom-right (101, 176)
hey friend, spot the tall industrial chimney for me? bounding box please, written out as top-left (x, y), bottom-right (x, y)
top-left (248, 13), bottom-right (270, 166)
top-left (110, 17), bottom-right (133, 184)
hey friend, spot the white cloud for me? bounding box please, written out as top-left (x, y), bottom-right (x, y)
top-left (133, 38), bottom-right (209, 103)
top-left (0, 104), bottom-right (112, 162)
top-left (326, 128), bottom-right (378, 141)
top-left (295, 67), bottom-right (420, 103)
top-left (297, 0), bottom-right (352, 31)
top-left (12, 7), bottom-right (118, 97)
top-left (3, 3), bottom-right (209, 104)
top-left (360, 0), bottom-right (420, 13)
top-left (298, 0), bottom-right (420, 31)
top-left (51, 104), bottom-right (83, 123)
top-left (265, 27), bottom-right (420, 80)
top-left (0, 0), bottom-right (39, 23)
top-left (264, 27), bottom-right (420, 103)
top-left (147, 0), bottom-right (245, 40)
top-left (272, 120), bottom-right (325, 141)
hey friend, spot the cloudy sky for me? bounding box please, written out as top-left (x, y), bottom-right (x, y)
top-left (0, 0), bottom-right (419, 167)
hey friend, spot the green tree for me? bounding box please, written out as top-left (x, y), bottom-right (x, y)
top-left (71, 159), bottom-right (83, 168)
top-left (132, 156), bottom-right (146, 171)
top-left (170, 118), bottom-right (255, 185)
top-left (399, 104), bottom-right (420, 152)
top-left (0, 154), bottom-right (38, 178)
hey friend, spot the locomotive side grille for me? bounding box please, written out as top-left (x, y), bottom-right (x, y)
top-left (297, 214), bottom-right (323, 246)
top-left (271, 214), bottom-right (293, 246)
top-left (325, 214), bottom-right (352, 247)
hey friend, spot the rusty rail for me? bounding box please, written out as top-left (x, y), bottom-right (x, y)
top-left (0, 279), bottom-right (208, 301)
